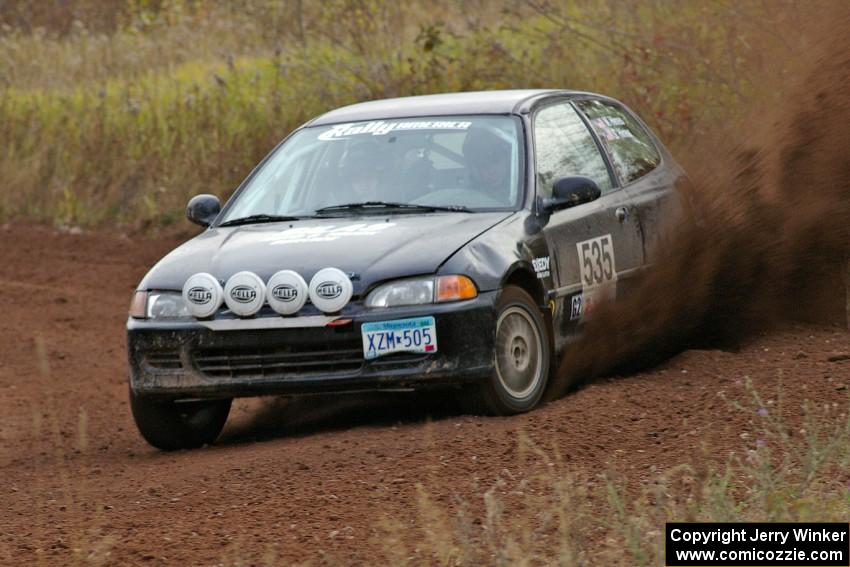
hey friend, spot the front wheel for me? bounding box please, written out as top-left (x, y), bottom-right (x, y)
top-left (130, 389), bottom-right (231, 451)
top-left (474, 286), bottom-right (551, 415)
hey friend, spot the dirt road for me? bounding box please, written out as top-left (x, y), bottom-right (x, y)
top-left (0, 224), bottom-right (847, 564)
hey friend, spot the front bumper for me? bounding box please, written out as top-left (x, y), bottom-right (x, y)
top-left (127, 292), bottom-right (497, 400)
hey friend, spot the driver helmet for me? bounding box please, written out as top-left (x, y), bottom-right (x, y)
top-left (462, 127), bottom-right (512, 191)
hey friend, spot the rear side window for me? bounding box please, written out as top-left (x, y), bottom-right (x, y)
top-left (575, 99), bottom-right (661, 184)
top-left (533, 102), bottom-right (613, 197)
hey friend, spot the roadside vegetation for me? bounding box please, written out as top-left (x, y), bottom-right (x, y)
top-left (42, 351), bottom-right (850, 564)
top-left (9, 3), bottom-right (850, 565)
top-left (0, 0), bottom-right (803, 228)
top-left (390, 381), bottom-right (850, 565)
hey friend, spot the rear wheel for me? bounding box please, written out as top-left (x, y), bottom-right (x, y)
top-left (130, 389), bottom-right (231, 451)
top-left (473, 286), bottom-right (551, 415)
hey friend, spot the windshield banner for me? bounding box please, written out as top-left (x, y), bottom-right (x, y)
top-left (318, 120), bottom-right (472, 140)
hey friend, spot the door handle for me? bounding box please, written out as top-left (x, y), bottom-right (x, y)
top-left (615, 207), bottom-right (629, 222)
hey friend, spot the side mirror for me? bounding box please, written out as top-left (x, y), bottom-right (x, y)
top-left (540, 176), bottom-right (601, 213)
top-left (186, 194), bottom-right (221, 227)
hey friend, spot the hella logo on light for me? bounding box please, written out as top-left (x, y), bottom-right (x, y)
top-left (230, 285), bottom-right (257, 303)
top-left (182, 273), bottom-right (224, 318)
top-left (272, 284), bottom-right (298, 302)
top-left (316, 282), bottom-right (342, 299)
top-left (187, 286), bottom-right (212, 305)
top-left (224, 271), bottom-right (266, 317)
top-left (309, 267), bottom-right (353, 313)
top-left (267, 270), bottom-right (308, 315)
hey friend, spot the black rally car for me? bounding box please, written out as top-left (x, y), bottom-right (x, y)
top-left (128, 90), bottom-right (686, 449)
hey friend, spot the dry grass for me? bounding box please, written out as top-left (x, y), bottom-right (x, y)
top-left (0, 0), bottom-right (805, 228)
top-left (382, 380), bottom-right (850, 566)
top-left (10, 3), bottom-right (850, 564)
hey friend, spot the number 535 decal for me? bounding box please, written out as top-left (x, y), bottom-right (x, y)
top-left (572, 234), bottom-right (617, 320)
top-left (577, 234), bottom-right (616, 287)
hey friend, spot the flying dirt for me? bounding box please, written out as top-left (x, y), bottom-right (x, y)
top-left (549, 10), bottom-right (850, 399)
top-left (2, 6), bottom-right (850, 566)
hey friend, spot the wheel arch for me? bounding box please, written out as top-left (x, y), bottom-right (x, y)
top-left (501, 263), bottom-right (547, 310)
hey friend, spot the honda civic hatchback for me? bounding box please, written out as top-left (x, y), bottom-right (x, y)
top-left (127, 89), bottom-right (686, 450)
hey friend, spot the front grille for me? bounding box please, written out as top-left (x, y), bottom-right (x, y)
top-left (144, 350), bottom-right (182, 370)
top-left (192, 342), bottom-right (363, 379)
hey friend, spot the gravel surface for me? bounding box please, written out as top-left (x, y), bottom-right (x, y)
top-left (1, 225), bottom-right (848, 564)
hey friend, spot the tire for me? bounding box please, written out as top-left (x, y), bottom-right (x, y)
top-left (129, 389), bottom-right (232, 451)
top-left (473, 286), bottom-right (551, 415)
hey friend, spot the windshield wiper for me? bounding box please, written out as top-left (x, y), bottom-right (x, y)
top-left (219, 214), bottom-right (305, 227)
top-left (314, 201), bottom-right (471, 214)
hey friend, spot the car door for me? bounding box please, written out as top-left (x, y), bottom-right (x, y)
top-left (532, 99), bottom-right (645, 341)
top-left (573, 98), bottom-right (683, 266)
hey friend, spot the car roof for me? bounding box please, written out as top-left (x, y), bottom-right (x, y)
top-left (308, 89), bottom-right (579, 126)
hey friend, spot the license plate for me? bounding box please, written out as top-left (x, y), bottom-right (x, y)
top-left (361, 316), bottom-right (438, 360)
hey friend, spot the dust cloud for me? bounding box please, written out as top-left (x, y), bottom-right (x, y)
top-left (549, 6), bottom-right (850, 399)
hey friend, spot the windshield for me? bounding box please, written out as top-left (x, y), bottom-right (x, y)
top-left (219, 115), bottom-right (524, 222)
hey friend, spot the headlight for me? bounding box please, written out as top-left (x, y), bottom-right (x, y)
top-left (147, 292), bottom-right (191, 319)
top-left (365, 275), bottom-right (477, 308)
top-left (365, 278), bottom-right (434, 308)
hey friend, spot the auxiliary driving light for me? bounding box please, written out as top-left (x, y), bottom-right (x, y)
top-left (223, 271), bottom-right (266, 317)
top-left (266, 270), bottom-right (308, 315)
top-left (308, 267), bottom-right (353, 313)
top-left (182, 272), bottom-right (224, 318)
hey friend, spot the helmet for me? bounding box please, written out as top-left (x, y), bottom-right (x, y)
top-left (462, 127), bottom-right (511, 169)
top-left (463, 128), bottom-right (512, 193)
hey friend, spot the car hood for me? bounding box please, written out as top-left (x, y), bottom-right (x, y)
top-left (139, 212), bottom-right (513, 295)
